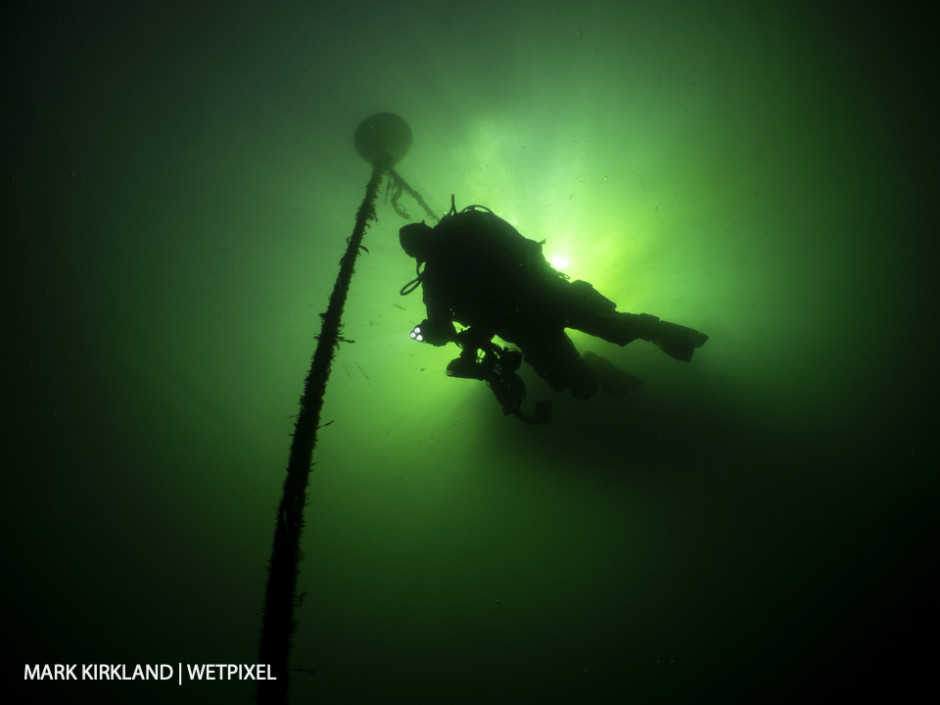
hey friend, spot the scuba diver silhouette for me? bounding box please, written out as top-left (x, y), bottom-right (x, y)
top-left (400, 199), bottom-right (708, 423)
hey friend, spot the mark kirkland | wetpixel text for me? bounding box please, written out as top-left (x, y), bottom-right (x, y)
top-left (24, 663), bottom-right (277, 683)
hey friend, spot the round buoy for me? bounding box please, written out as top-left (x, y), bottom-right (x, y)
top-left (354, 112), bottom-right (412, 167)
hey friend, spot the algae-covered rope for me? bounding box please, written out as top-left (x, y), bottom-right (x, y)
top-left (387, 167), bottom-right (439, 224)
top-left (256, 162), bottom-right (384, 704)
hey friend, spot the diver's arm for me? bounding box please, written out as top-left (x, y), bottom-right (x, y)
top-left (420, 279), bottom-right (457, 346)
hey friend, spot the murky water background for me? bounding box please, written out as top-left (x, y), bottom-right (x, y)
top-left (6, 1), bottom-right (934, 702)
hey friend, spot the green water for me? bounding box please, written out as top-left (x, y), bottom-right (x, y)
top-left (5, 1), bottom-right (934, 703)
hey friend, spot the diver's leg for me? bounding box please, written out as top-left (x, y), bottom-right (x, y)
top-left (581, 351), bottom-right (643, 398)
top-left (574, 311), bottom-right (660, 345)
top-left (518, 329), bottom-right (598, 398)
top-left (574, 311), bottom-right (708, 361)
top-left (558, 280), bottom-right (707, 359)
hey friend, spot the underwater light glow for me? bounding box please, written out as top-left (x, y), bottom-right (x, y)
top-left (550, 254), bottom-right (570, 271)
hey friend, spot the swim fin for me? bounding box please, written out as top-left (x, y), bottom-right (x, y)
top-left (652, 321), bottom-right (709, 361)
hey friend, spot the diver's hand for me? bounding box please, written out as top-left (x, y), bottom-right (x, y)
top-left (413, 319), bottom-right (456, 346)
